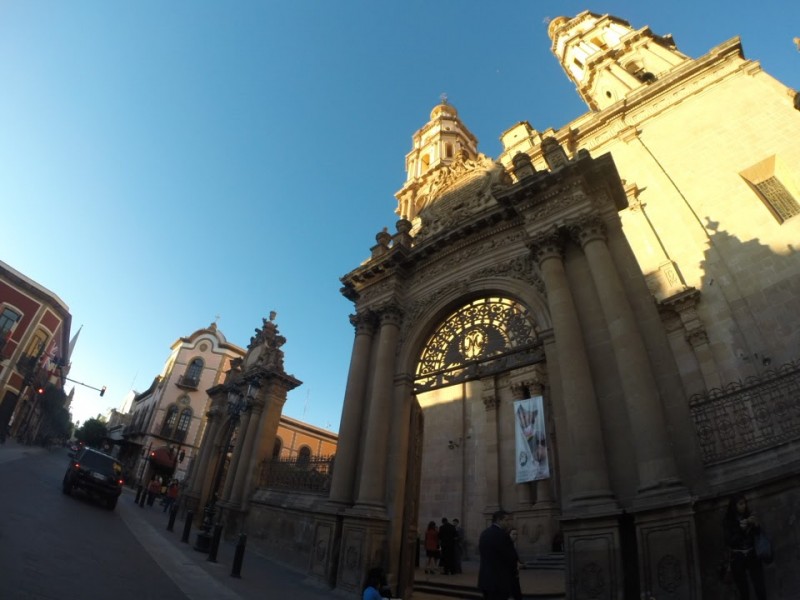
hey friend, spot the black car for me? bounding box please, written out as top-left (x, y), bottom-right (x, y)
top-left (62, 447), bottom-right (124, 509)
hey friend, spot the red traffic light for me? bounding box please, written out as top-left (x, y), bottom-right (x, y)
top-left (99, 385), bottom-right (106, 397)
top-left (36, 387), bottom-right (45, 394)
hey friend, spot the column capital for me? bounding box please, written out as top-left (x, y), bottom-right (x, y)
top-left (377, 304), bottom-right (404, 327)
top-left (527, 232), bottom-right (564, 266)
top-left (568, 214), bottom-right (607, 248)
top-left (350, 311), bottom-right (378, 335)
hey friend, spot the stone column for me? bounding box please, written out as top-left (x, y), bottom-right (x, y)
top-left (353, 306), bottom-right (402, 510)
top-left (328, 312), bottom-right (377, 505)
top-left (220, 407), bottom-right (253, 502)
top-left (482, 377), bottom-right (501, 513)
top-left (529, 232), bottom-right (615, 509)
top-left (187, 405), bottom-right (223, 499)
top-left (527, 378), bottom-right (556, 506)
top-left (228, 397), bottom-right (266, 507)
top-left (571, 216), bottom-right (681, 495)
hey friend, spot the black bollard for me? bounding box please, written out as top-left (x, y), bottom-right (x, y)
top-left (207, 523), bottom-right (224, 563)
top-left (230, 533), bottom-right (247, 578)
top-left (134, 485), bottom-right (143, 504)
top-left (166, 504), bottom-right (178, 532)
top-left (138, 487), bottom-right (146, 508)
top-left (181, 511), bottom-right (194, 543)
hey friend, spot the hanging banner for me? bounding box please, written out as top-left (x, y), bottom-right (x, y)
top-left (514, 396), bottom-right (550, 483)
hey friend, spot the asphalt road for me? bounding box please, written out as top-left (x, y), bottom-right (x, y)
top-left (0, 446), bottom-right (188, 600)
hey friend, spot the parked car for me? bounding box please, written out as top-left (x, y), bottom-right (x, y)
top-left (62, 447), bottom-right (124, 510)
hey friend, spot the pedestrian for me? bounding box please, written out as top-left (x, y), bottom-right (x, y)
top-left (424, 521), bottom-right (440, 574)
top-left (452, 518), bottom-right (464, 574)
top-left (509, 529), bottom-right (523, 600)
top-left (478, 510), bottom-right (519, 600)
top-left (723, 493), bottom-right (767, 600)
top-left (362, 567), bottom-right (390, 600)
top-left (163, 480), bottom-right (179, 513)
top-left (438, 517), bottom-right (458, 575)
top-left (146, 477), bottom-right (161, 507)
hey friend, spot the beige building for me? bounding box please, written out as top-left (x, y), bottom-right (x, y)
top-left (122, 323), bottom-right (244, 484)
top-left (224, 11), bottom-right (800, 600)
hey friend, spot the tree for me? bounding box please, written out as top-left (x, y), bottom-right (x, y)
top-left (75, 417), bottom-right (108, 448)
top-left (37, 384), bottom-right (73, 444)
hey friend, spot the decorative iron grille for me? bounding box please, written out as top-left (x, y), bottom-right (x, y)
top-left (260, 454), bottom-right (334, 495)
top-left (689, 360), bottom-right (800, 465)
top-left (415, 297), bottom-right (541, 392)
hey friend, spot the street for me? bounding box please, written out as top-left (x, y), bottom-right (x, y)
top-left (0, 445), bottom-right (187, 599)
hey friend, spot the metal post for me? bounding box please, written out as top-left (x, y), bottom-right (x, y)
top-left (181, 510), bottom-right (194, 543)
top-left (230, 533), bottom-right (247, 578)
top-left (166, 503), bottom-right (178, 532)
top-left (207, 523), bottom-right (224, 563)
top-left (134, 485), bottom-right (143, 504)
top-left (138, 486), bottom-right (146, 508)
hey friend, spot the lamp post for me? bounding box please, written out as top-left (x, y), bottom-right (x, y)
top-left (193, 381), bottom-right (256, 553)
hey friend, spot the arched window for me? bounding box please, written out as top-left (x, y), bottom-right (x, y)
top-left (272, 437), bottom-right (283, 458)
top-left (175, 408), bottom-right (192, 442)
top-left (161, 405), bottom-right (178, 437)
top-left (297, 446), bottom-right (311, 467)
top-left (181, 358), bottom-right (203, 388)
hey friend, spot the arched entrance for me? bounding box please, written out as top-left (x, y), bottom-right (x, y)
top-left (398, 295), bottom-right (560, 593)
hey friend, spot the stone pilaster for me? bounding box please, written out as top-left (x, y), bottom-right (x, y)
top-left (482, 377), bottom-right (501, 513)
top-left (220, 407), bottom-right (252, 502)
top-left (228, 397), bottom-right (265, 507)
top-left (328, 311), bottom-right (377, 506)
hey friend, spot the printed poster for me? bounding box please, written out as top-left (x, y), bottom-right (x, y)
top-left (514, 396), bottom-right (550, 483)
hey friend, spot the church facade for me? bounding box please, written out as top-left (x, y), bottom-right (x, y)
top-left (227, 11), bottom-right (800, 600)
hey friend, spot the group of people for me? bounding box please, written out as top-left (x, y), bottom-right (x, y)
top-left (145, 476), bottom-right (180, 511)
top-left (423, 517), bottom-right (464, 575)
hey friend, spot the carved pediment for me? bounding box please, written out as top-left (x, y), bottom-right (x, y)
top-left (414, 153), bottom-right (511, 241)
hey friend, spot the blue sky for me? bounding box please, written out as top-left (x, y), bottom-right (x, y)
top-left (1, 1), bottom-right (798, 431)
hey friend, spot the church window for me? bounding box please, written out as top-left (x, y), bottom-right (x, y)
top-left (741, 156), bottom-right (800, 224)
top-left (753, 177), bottom-right (800, 223)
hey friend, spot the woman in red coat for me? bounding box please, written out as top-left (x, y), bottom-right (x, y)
top-left (424, 521), bottom-right (440, 574)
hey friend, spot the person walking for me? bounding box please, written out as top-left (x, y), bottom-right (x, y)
top-left (478, 510), bottom-right (519, 600)
top-left (723, 494), bottom-right (767, 600)
top-left (162, 480), bottom-right (179, 513)
top-left (438, 517), bottom-right (458, 575)
top-left (424, 521), bottom-right (440, 574)
top-left (146, 477), bottom-right (161, 507)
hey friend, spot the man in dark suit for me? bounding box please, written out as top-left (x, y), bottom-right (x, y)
top-left (478, 510), bottom-right (519, 600)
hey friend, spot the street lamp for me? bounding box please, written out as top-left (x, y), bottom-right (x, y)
top-left (193, 381), bottom-right (256, 553)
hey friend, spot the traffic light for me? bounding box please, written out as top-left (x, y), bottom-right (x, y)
top-left (99, 385), bottom-right (106, 397)
top-left (36, 387), bottom-right (45, 395)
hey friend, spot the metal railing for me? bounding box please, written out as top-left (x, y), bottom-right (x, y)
top-left (689, 359), bottom-right (800, 465)
top-left (259, 455), bottom-right (334, 495)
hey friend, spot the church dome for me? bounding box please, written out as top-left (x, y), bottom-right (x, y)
top-left (547, 16), bottom-right (569, 41)
top-left (430, 102), bottom-right (459, 120)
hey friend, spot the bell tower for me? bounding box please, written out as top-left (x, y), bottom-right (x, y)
top-left (395, 98), bottom-right (479, 222)
top-left (548, 11), bottom-right (689, 111)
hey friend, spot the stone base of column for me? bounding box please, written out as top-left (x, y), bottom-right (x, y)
top-left (633, 478), bottom-right (691, 511)
top-left (308, 513), bottom-right (343, 589)
top-left (562, 512), bottom-right (624, 600)
top-left (334, 515), bottom-right (391, 595)
top-left (634, 502), bottom-right (701, 600)
top-left (565, 489), bottom-right (618, 515)
top-left (513, 505), bottom-right (561, 557)
top-left (348, 501), bottom-right (388, 520)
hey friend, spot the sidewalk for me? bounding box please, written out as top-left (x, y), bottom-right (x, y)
top-left (118, 487), bottom-right (338, 600)
top-left (120, 489), bottom-right (565, 600)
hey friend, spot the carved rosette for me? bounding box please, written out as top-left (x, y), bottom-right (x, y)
top-left (568, 214), bottom-right (607, 248)
top-left (528, 233), bottom-right (564, 266)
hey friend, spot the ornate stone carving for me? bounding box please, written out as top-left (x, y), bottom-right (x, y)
top-left (245, 312), bottom-right (286, 372)
top-left (350, 311), bottom-right (378, 336)
top-left (568, 214), bottom-right (607, 248)
top-left (540, 137), bottom-right (570, 171)
top-left (528, 232), bottom-right (564, 265)
top-left (377, 304), bottom-right (404, 327)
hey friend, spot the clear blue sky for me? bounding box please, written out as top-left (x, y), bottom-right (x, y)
top-left (1, 1), bottom-right (797, 431)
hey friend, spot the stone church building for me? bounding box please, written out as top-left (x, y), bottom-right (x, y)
top-left (186, 11), bottom-right (800, 600)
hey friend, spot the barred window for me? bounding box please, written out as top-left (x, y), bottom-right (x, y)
top-left (754, 176), bottom-right (800, 223)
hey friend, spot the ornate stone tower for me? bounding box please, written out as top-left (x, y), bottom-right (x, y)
top-left (395, 98), bottom-right (480, 224)
top-left (548, 11), bottom-right (689, 110)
